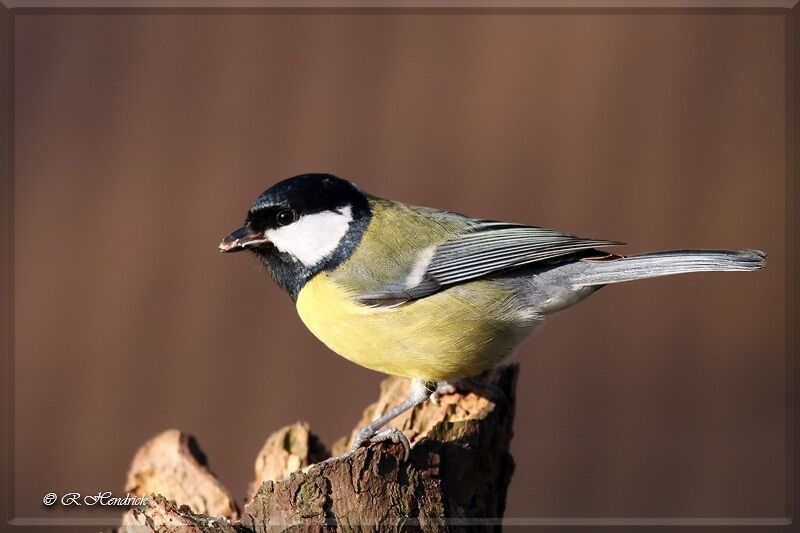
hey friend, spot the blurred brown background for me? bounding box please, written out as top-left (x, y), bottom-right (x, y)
top-left (9, 9), bottom-right (787, 522)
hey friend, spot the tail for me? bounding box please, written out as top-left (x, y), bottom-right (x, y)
top-left (570, 249), bottom-right (766, 288)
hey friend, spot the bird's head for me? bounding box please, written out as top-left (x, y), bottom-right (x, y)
top-left (220, 173), bottom-right (371, 298)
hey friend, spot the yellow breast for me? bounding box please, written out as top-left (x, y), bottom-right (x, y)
top-left (295, 273), bottom-right (537, 381)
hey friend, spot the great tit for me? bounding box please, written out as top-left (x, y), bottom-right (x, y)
top-left (220, 173), bottom-right (765, 456)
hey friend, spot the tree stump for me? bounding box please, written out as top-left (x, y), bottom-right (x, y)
top-left (120, 364), bottom-right (518, 532)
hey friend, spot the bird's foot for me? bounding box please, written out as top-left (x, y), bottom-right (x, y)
top-left (368, 428), bottom-right (411, 461)
top-left (429, 381), bottom-right (459, 405)
top-left (308, 428), bottom-right (411, 471)
top-left (349, 427), bottom-right (411, 461)
top-left (429, 375), bottom-right (508, 406)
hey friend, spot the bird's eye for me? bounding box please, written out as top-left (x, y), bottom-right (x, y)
top-left (276, 208), bottom-right (297, 226)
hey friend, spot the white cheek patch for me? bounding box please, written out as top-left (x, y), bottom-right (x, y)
top-left (266, 205), bottom-right (353, 267)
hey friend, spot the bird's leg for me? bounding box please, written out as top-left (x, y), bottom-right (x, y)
top-left (350, 379), bottom-right (436, 460)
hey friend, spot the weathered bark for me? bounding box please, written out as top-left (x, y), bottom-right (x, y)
top-left (121, 364), bottom-right (518, 532)
top-left (122, 495), bottom-right (239, 533)
top-left (247, 421), bottom-right (330, 501)
top-left (124, 429), bottom-right (239, 520)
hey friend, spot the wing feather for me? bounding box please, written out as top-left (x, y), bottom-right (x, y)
top-left (359, 219), bottom-right (622, 306)
top-left (425, 224), bottom-right (620, 286)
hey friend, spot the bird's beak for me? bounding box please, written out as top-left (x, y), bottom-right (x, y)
top-left (219, 225), bottom-right (270, 253)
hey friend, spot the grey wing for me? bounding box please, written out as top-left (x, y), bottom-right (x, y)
top-left (360, 220), bottom-right (623, 306)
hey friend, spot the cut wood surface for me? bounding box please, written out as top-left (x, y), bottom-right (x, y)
top-left (120, 364), bottom-right (518, 532)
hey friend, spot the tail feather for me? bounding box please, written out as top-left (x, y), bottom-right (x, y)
top-left (570, 249), bottom-right (766, 288)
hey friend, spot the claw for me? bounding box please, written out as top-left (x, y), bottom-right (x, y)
top-left (350, 427), bottom-right (373, 450)
top-left (368, 428), bottom-right (411, 461)
top-left (348, 427), bottom-right (411, 461)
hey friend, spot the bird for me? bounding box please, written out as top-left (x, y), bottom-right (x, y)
top-left (220, 173), bottom-right (765, 457)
